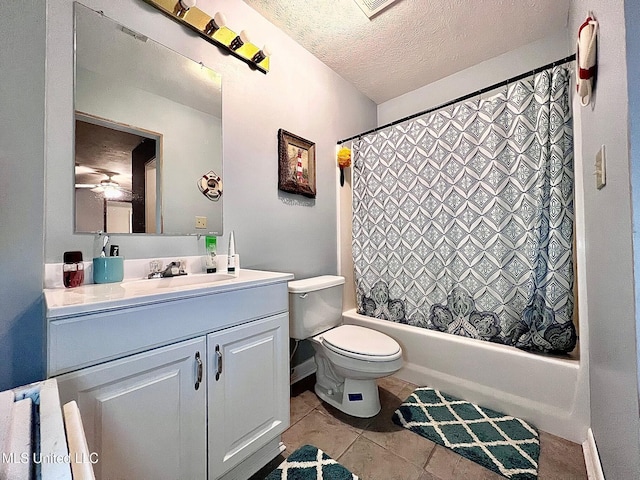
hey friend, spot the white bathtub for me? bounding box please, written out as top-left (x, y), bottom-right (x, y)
top-left (342, 308), bottom-right (589, 443)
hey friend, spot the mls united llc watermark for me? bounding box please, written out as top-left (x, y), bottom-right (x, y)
top-left (2, 452), bottom-right (99, 465)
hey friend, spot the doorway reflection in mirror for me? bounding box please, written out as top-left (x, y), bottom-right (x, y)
top-left (75, 115), bottom-right (161, 234)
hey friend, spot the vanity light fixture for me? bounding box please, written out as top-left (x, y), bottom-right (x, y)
top-left (141, 0), bottom-right (271, 73)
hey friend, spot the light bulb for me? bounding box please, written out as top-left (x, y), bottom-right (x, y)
top-left (176, 0), bottom-right (196, 17)
top-left (230, 30), bottom-right (251, 51)
top-left (103, 186), bottom-right (122, 200)
top-left (213, 12), bottom-right (226, 28)
top-left (205, 11), bottom-right (227, 35)
top-left (239, 30), bottom-right (252, 44)
top-left (252, 44), bottom-right (272, 64)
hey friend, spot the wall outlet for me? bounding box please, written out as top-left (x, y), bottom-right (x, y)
top-left (195, 216), bottom-right (207, 229)
top-left (595, 145), bottom-right (606, 190)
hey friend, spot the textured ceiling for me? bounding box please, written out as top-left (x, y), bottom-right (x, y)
top-left (243, 0), bottom-right (570, 104)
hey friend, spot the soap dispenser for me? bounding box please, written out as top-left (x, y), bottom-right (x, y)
top-left (204, 235), bottom-right (217, 273)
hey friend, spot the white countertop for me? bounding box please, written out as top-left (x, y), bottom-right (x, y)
top-left (44, 269), bottom-right (294, 319)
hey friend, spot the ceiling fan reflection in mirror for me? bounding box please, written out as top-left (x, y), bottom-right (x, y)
top-left (75, 165), bottom-right (132, 200)
top-left (76, 177), bottom-right (125, 199)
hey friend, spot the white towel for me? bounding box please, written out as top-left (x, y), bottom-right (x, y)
top-left (2, 397), bottom-right (33, 480)
top-left (63, 401), bottom-right (96, 480)
top-left (0, 390), bottom-right (15, 454)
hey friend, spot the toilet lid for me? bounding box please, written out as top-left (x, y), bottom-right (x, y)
top-left (320, 325), bottom-right (401, 360)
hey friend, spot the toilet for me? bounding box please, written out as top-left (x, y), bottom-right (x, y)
top-left (288, 275), bottom-right (403, 418)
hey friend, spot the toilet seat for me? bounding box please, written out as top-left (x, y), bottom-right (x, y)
top-left (317, 325), bottom-right (402, 362)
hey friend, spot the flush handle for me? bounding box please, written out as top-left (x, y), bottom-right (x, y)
top-left (194, 351), bottom-right (203, 390)
top-left (215, 345), bottom-right (223, 381)
top-left (299, 293), bottom-right (308, 299)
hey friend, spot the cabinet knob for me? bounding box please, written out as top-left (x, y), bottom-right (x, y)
top-left (195, 351), bottom-right (203, 390)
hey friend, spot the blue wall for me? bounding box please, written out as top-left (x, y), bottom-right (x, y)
top-left (0, 1), bottom-right (46, 390)
top-left (626, 0), bottom-right (640, 414)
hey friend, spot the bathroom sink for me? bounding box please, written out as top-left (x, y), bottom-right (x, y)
top-left (122, 273), bottom-right (236, 294)
top-left (153, 273), bottom-right (235, 288)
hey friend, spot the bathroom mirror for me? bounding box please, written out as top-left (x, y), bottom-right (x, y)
top-left (74, 3), bottom-right (223, 235)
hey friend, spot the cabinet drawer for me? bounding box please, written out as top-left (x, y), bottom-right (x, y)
top-left (48, 282), bottom-right (287, 376)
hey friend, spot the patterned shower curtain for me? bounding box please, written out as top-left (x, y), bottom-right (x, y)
top-left (352, 66), bottom-right (576, 354)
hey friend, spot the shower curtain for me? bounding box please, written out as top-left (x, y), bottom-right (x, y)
top-left (352, 66), bottom-right (576, 354)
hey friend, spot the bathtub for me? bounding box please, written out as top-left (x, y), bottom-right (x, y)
top-left (342, 308), bottom-right (589, 443)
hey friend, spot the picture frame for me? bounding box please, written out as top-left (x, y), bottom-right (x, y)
top-left (278, 129), bottom-right (316, 198)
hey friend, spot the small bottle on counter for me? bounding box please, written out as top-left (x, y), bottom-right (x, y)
top-left (63, 251), bottom-right (84, 288)
top-left (227, 231), bottom-right (236, 274)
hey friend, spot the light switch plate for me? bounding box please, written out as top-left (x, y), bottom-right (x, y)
top-left (595, 145), bottom-right (606, 190)
top-left (195, 216), bottom-right (207, 229)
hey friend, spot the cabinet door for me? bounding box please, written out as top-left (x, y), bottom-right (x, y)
top-left (208, 313), bottom-right (289, 479)
top-left (56, 337), bottom-right (207, 480)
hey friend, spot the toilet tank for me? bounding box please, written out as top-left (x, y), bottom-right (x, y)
top-left (288, 276), bottom-right (345, 340)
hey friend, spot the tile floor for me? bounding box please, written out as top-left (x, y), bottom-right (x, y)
top-left (251, 374), bottom-right (588, 480)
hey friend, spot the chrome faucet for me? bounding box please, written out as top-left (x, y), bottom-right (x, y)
top-left (148, 259), bottom-right (187, 279)
top-left (161, 261), bottom-right (186, 278)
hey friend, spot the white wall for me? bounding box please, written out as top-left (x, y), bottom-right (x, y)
top-left (44, 0), bottom-right (376, 277)
top-left (568, 0), bottom-right (640, 478)
top-left (0, 1), bottom-right (46, 390)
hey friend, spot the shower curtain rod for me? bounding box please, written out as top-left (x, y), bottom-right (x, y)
top-left (337, 54), bottom-right (576, 145)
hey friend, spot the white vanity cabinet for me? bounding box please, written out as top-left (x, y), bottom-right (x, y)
top-left (45, 270), bottom-right (293, 480)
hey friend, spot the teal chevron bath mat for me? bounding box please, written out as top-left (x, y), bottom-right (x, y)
top-left (265, 444), bottom-right (358, 480)
top-left (393, 387), bottom-right (539, 479)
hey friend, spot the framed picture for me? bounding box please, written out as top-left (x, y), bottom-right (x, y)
top-left (278, 129), bottom-right (316, 198)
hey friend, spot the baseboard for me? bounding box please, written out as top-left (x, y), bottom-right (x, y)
top-left (290, 357), bottom-right (316, 385)
top-left (219, 437), bottom-right (285, 480)
top-left (582, 428), bottom-right (605, 480)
